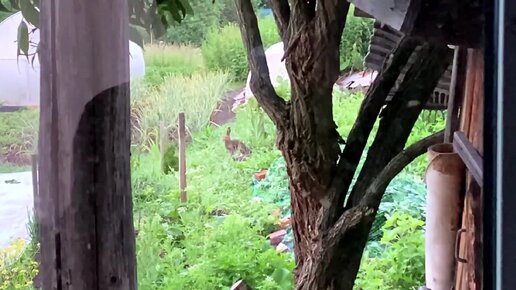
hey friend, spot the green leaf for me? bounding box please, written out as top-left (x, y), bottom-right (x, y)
top-left (20, 0), bottom-right (39, 27)
top-left (17, 20), bottom-right (29, 57)
top-left (167, 1), bottom-right (182, 23)
top-left (0, 1), bottom-right (11, 12)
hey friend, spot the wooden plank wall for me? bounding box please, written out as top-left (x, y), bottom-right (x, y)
top-left (454, 49), bottom-right (484, 290)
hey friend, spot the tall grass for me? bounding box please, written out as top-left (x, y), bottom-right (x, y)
top-left (0, 109), bottom-right (39, 165)
top-left (202, 17), bottom-right (280, 82)
top-left (132, 72), bottom-right (231, 149)
top-left (143, 44), bottom-right (205, 87)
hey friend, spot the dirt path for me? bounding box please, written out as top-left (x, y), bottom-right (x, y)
top-left (209, 89), bottom-right (241, 126)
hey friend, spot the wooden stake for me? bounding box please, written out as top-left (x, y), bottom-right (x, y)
top-left (178, 112), bottom-right (187, 203)
top-left (160, 121), bottom-right (167, 163)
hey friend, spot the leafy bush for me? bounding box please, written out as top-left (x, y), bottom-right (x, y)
top-left (163, 0), bottom-right (223, 46)
top-left (202, 9), bottom-right (373, 82)
top-left (143, 44), bottom-right (205, 88)
top-left (340, 8), bottom-right (374, 71)
top-left (162, 0), bottom-right (265, 45)
top-left (131, 71), bottom-right (230, 149)
top-left (0, 239), bottom-right (38, 290)
top-left (368, 173), bottom-right (426, 246)
top-left (202, 17), bottom-right (280, 82)
top-left (0, 217), bottom-right (39, 290)
top-left (356, 213), bottom-right (425, 290)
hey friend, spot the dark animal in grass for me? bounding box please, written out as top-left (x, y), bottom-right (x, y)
top-left (161, 144), bottom-right (179, 174)
top-left (223, 127), bottom-right (251, 161)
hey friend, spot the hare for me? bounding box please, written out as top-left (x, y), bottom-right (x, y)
top-left (223, 127), bottom-right (251, 161)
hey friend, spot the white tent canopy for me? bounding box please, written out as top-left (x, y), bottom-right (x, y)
top-left (0, 12), bottom-right (145, 107)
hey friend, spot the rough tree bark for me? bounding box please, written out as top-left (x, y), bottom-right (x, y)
top-left (38, 0), bottom-right (136, 289)
top-left (235, 0), bottom-right (452, 288)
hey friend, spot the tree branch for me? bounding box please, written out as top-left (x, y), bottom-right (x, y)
top-left (319, 37), bottom-right (419, 231)
top-left (361, 130), bottom-right (444, 207)
top-left (316, 0), bottom-right (350, 39)
top-left (269, 0), bottom-right (290, 42)
top-left (346, 43), bottom-right (453, 209)
top-left (235, 0), bottom-right (288, 127)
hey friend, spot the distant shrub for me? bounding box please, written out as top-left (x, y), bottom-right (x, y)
top-left (163, 0), bottom-right (223, 46)
top-left (203, 11), bottom-right (372, 81)
top-left (202, 17), bottom-right (280, 82)
top-left (162, 0), bottom-right (265, 45)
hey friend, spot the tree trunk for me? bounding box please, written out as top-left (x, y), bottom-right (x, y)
top-left (277, 22), bottom-right (344, 277)
top-left (294, 43), bottom-right (452, 290)
top-left (38, 0), bottom-right (136, 288)
top-left (234, 0), bottom-right (452, 289)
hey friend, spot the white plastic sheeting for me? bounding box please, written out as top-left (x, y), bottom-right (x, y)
top-left (0, 12), bottom-right (145, 107)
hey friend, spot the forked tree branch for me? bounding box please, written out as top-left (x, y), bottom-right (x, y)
top-left (316, 0), bottom-right (350, 37)
top-left (361, 130), bottom-right (444, 206)
top-left (319, 37), bottom-right (419, 231)
top-left (235, 0), bottom-right (288, 127)
top-left (346, 43), bottom-right (452, 209)
top-left (269, 0), bottom-right (290, 42)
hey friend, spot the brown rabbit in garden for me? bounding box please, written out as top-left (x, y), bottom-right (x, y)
top-left (223, 127), bottom-right (251, 161)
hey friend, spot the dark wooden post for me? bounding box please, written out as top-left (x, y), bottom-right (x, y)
top-left (178, 112), bottom-right (187, 203)
top-left (160, 120), bottom-right (167, 163)
top-left (38, 0), bottom-right (136, 289)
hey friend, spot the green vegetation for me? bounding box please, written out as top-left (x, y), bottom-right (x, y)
top-left (161, 0), bottom-right (267, 46)
top-left (0, 10), bottom-right (443, 289)
top-left (356, 213), bottom-right (426, 290)
top-left (201, 13), bottom-right (373, 82)
top-left (161, 144), bottom-right (179, 174)
top-left (131, 71), bottom-right (230, 150)
top-left (0, 109), bottom-right (38, 166)
top-left (202, 17), bottom-right (280, 82)
top-left (142, 44), bottom-right (205, 87)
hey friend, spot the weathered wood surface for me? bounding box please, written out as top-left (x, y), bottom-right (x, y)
top-left (38, 0), bottom-right (136, 288)
top-left (454, 48), bottom-right (484, 290)
top-left (445, 47), bottom-right (467, 142)
top-left (453, 131), bottom-right (483, 187)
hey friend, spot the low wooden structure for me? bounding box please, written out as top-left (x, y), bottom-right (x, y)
top-left (352, 0), bottom-right (487, 288)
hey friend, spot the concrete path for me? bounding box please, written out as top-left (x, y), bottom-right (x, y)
top-left (0, 171), bottom-right (34, 248)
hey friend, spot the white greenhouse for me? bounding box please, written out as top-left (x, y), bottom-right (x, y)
top-left (0, 12), bottom-right (145, 107)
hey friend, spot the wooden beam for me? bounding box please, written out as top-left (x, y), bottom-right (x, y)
top-left (445, 47), bottom-right (467, 142)
top-left (453, 131), bottom-right (483, 186)
top-left (38, 0), bottom-right (136, 288)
